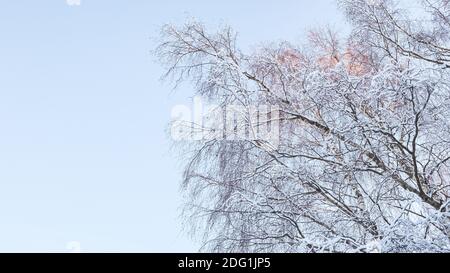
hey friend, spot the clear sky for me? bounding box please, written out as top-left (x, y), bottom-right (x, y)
top-left (0, 0), bottom-right (346, 252)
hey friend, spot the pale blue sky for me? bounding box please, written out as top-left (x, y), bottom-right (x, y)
top-left (0, 0), bottom-right (346, 252)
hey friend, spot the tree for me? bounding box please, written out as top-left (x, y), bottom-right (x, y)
top-left (156, 0), bottom-right (450, 252)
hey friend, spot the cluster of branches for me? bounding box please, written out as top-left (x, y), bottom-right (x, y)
top-left (156, 0), bottom-right (450, 252)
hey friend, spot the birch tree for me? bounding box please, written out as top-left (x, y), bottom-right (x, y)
top-left (157, 0), bottom-right (450, 252)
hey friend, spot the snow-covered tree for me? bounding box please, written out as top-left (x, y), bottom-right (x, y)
top-left (156, 0), bottom-right (450, 252)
